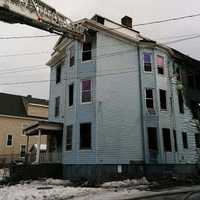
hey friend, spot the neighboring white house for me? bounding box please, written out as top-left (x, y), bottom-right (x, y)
top-left (25, 15), bottom-right (200, 181)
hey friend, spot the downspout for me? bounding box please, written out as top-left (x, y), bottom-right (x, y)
top-left (137, 45), bottom-right (146, 163)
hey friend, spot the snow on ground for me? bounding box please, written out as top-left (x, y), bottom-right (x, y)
top-left (0, 178), bottom-right (149, 200)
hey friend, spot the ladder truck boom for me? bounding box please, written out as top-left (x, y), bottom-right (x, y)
top-left (0, 0), bottom-right (85, 40)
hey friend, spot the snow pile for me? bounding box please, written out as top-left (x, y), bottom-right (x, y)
top-left (101, 177), bottom-right (149, 188)
top-left (45, 178), bottom-right (71, 186)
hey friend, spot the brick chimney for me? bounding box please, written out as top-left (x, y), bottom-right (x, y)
top-left (121, 16), bottom-right (133, 28)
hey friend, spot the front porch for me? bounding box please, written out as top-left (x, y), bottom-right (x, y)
top-left (23, 121), bottom-right (63, 164)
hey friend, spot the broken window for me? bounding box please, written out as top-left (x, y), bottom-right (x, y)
top-left (173, 130), bottom-right (178, 152)
top-left (157, 55), bottom-right (164, 75)
top-left (6, 135), bottom-right (13, 146)
top-left (69, 45), bottom-right (75, 67)
top-left (82, 42), bottom-right (92, 61)
top-left (56, 64), bottom-right (61, 84)
top-left (80, 123), bottom-right (92, 149)
top-left (145, 89), bottom-right (154, 110)
top-left (178, 90), bottom-right (184, 114)
top-left (143, 53), bottom-right (152, 72)
top-left (20, 145), bottom-right (26, 157)
top-left (162, 128), bottom-right (172, 152)
top-left (81, 80), bottom-right (92, 103)
top-left (66, 125), bottom-right (73, 151)
top-left (195, 133), bottom-right (200, 148)
top-left (159, 89), bottom-right (167, 110)
top-left (55, 96), bottom-right (60, 117)
top-left (147, 127), bottom-right (158, 150)
top-left (69, 84), bottom-right (74, 107)
top-left (182, 132), bottom-right (188, 149)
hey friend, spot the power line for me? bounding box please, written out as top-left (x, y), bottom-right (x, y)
top-left (0, 34), bottom-right (57, 40)
top-left (0, 51), bottom-right (51, 58)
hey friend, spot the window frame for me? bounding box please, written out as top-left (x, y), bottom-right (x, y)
top-left (6, 134), bottom-right (13, 147)
top-left (56, 64), bottom-right (62, 84)
top-left (66, 125), bottom-right (73, 151)
top-left (55, 96), bottom-right (60, 117)
top-left (80, 79), bottom-right (92, 104)
top-left (195, 133), bottom-right (200, 149)
top-left (145, 88), bottom-right (155, 111)
top-left (162, 128), bottom-right (172, 152)
top-left (69, 83), bottom-right (74, 107)
top-left (147, 127), bottom-right (158, 151)
top-left (157, 55), bottom-right (165, 75)
top-left (173, 130), bottom-right (178, 152)
top-left (82, 42), bottom-right (92, 62)
top-left (143, 52), bottom-right (153, 73)
top-left (182, 132), bottom-right (188, 149)
top-left (159, 89), bottom-right (167, 111)
top-left (80, 122), bottom-right (92, 150)
top-left (178, 90), bottom-right (184, 114)
top-left (20, 144), bottom-right (26, 158)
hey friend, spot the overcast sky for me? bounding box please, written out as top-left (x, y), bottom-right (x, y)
top-left (0, 0), bottom-right (200, 99)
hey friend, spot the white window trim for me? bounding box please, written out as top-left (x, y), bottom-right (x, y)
top-left (145, 88), bottom-right (155, 111)
top-left (20, 144), bottom-right (26, 158)
top-left (6, 134), bottom-right (13, 147)
top-left (80, 79), bottom-right (92, 104)
top-left (81, 43), bottom-right (93, 64)
top-left (143, 52), bottom-right (153, 73)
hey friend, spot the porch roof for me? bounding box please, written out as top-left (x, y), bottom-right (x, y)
top-left (24, 120), bottom-right (63, 136)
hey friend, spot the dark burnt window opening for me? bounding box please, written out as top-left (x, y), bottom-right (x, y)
top-left (173, 130), bottom-right (178, 152)
top-left (80, 123), bottom-right (92, 149)
top-left (55, 96), bottom-right (60, 117)
top-left (195, 133), bottom-right (200, 148)
top-left (159, 89), bottom-right (167, 110)
top-left (82, 42), bottom-right (92, 61)
top-left (69, 45), bottom-right (75, 67)
top-left (66, 125), bottom-right (73, 151)
top-left (162, 128), bottom-right (172, 152)
top-left (7, 135), bottom-right (13, 146)
top-left (56, 64), bottom-right (61, 84)
top-left (148, 127), bottom-right (158, 150)
top-left (146, 89), bottom-right (154, 110)
top-left (182, 132), bottom-right (188, 149)
top-left (178, 90), bottom-right (184, 114)
top-left (69, 84), bottom-right (74, 107)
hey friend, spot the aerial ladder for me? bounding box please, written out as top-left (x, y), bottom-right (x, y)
top-left (0, 0), bottom-right (85, 41)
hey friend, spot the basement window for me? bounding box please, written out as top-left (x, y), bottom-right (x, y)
top-left (82, 42), bottom-right (92, 61)
top-left (80, 123), bottom-right (92, 150)
top-left (69, 84), bottom-right (74, 107)
top-left (182, 132), bottom-right (188, 149)
top-left (157, 55), bottom-right (164, 75)
top-left (55, 96), bottom-right (60, 117)
top-left (145, 89), bottom-right (154, 110)
top-left (195, 133), bottom-right (200, 149)
top-left (147, 127), bottom-right (158, 150)
top-left (162, 128), bottom-right (172, 152)
top-left (56, 64), bottom-right (61, 84)
top-left (159, 89), bottom-right (167, 110)
top-left (143, 53), bottom-right (152, 72)
top-left (69, 45), bottom-right (75, 67)
top-left (6, 135), bottom-right (13, 146)
top-left (178, 90), bottom-right (184, 114)
top-left (66, 125), bottom-right (73, 151)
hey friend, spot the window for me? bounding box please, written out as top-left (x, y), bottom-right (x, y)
top-left (145, 89), bottom-right (154, 110)
top-left (80, 123), bottom-right (92, 149)
top-left (82, 42), bottom-right (92, 61)
top-left (81, 80), bottom-right (92, 103)
top-left (6, 135), bottom-right (13, 146)
top-left (182, 132), bottom-right (188, 149)
top-left (69, 46), bottom-right (75, 67)
top-left (190, 100), bottom-right (199, 119)
top-left (178, 90), bottom-right (184, 114)
top-left (69, 84), bottom-right (74, 107)
top-left (143, 53), bottom-right (152, 72)
top-left (56, 64), bottom-right (61, 83)
top-left (195, 133), bottom-right (200, 148)
top-left (159, 89), bottom-right (167, 110)
top-left (55, 96), bottom-right (60, 117)
top-left (162, 128), bottom-right (172, 152)
top-left (147, 127), bottom-right (158, 150)
top-left (66, 125), bottom-right (73, 151)
top-left (157, 55), bottom-right (164, 75)
top-left (176, 67), bottom-right (181, 81)
top-left (173, 130), bottom-right (178, 152)
top-left (20, 145), bottom-right (26, 158)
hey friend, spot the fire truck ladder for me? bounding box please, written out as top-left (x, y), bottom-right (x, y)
top-left (0, 0), bottom-right (85, 40)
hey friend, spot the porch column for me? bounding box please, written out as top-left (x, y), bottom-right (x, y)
top-left (25, 135), bottom-right (29, 163)
top-left (36, 129), bottom-right (41, 164)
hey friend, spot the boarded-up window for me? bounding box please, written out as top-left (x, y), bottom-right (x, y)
top-left (178, 90), bottom-right (184, 114)
top-left (69, 84), bottom-right (74, 107)
top-left (182, 132), bottom-right (188, 149)
top-left (148, 127), bottom-right (158, 150)
top-left (162, 128), bottom-right (172, 152)
top-left (20, 145), bottom-right (26, 157)
top-left (66, 125), bottom-right (73, 151)
top-left (80, 123), bottom-right (92, 149)
top-left (195, 133), bottom-right (200, 148)
top-left (82, 42), bottom-right (92, 61)
top-left (159, 89), bottom-right (167, 110)
top-left (145, 89), bottom-right (154, 110)
top-left (55, 96), bottom-right (60, 117)
top-left (143, 53), bottom-right (152, 72)
top-left (173, 130), bottom-right (178, 152)
top-left (69, 46), bottom-right (75, 67)
top-left (157, 55), bottom-right (164, 75)
top-left (81, 80), bottom-right (92, 103)
top-left (6, 135), bottom-right (13, 146)
top-left (56, 64), bottom-right (61, 83)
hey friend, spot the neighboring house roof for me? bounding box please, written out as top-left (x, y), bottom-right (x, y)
top-left (0, 93), bottom-right (48, 118)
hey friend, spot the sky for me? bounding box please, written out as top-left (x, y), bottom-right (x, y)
top-left (0, 0), bottom-right (200, 99)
